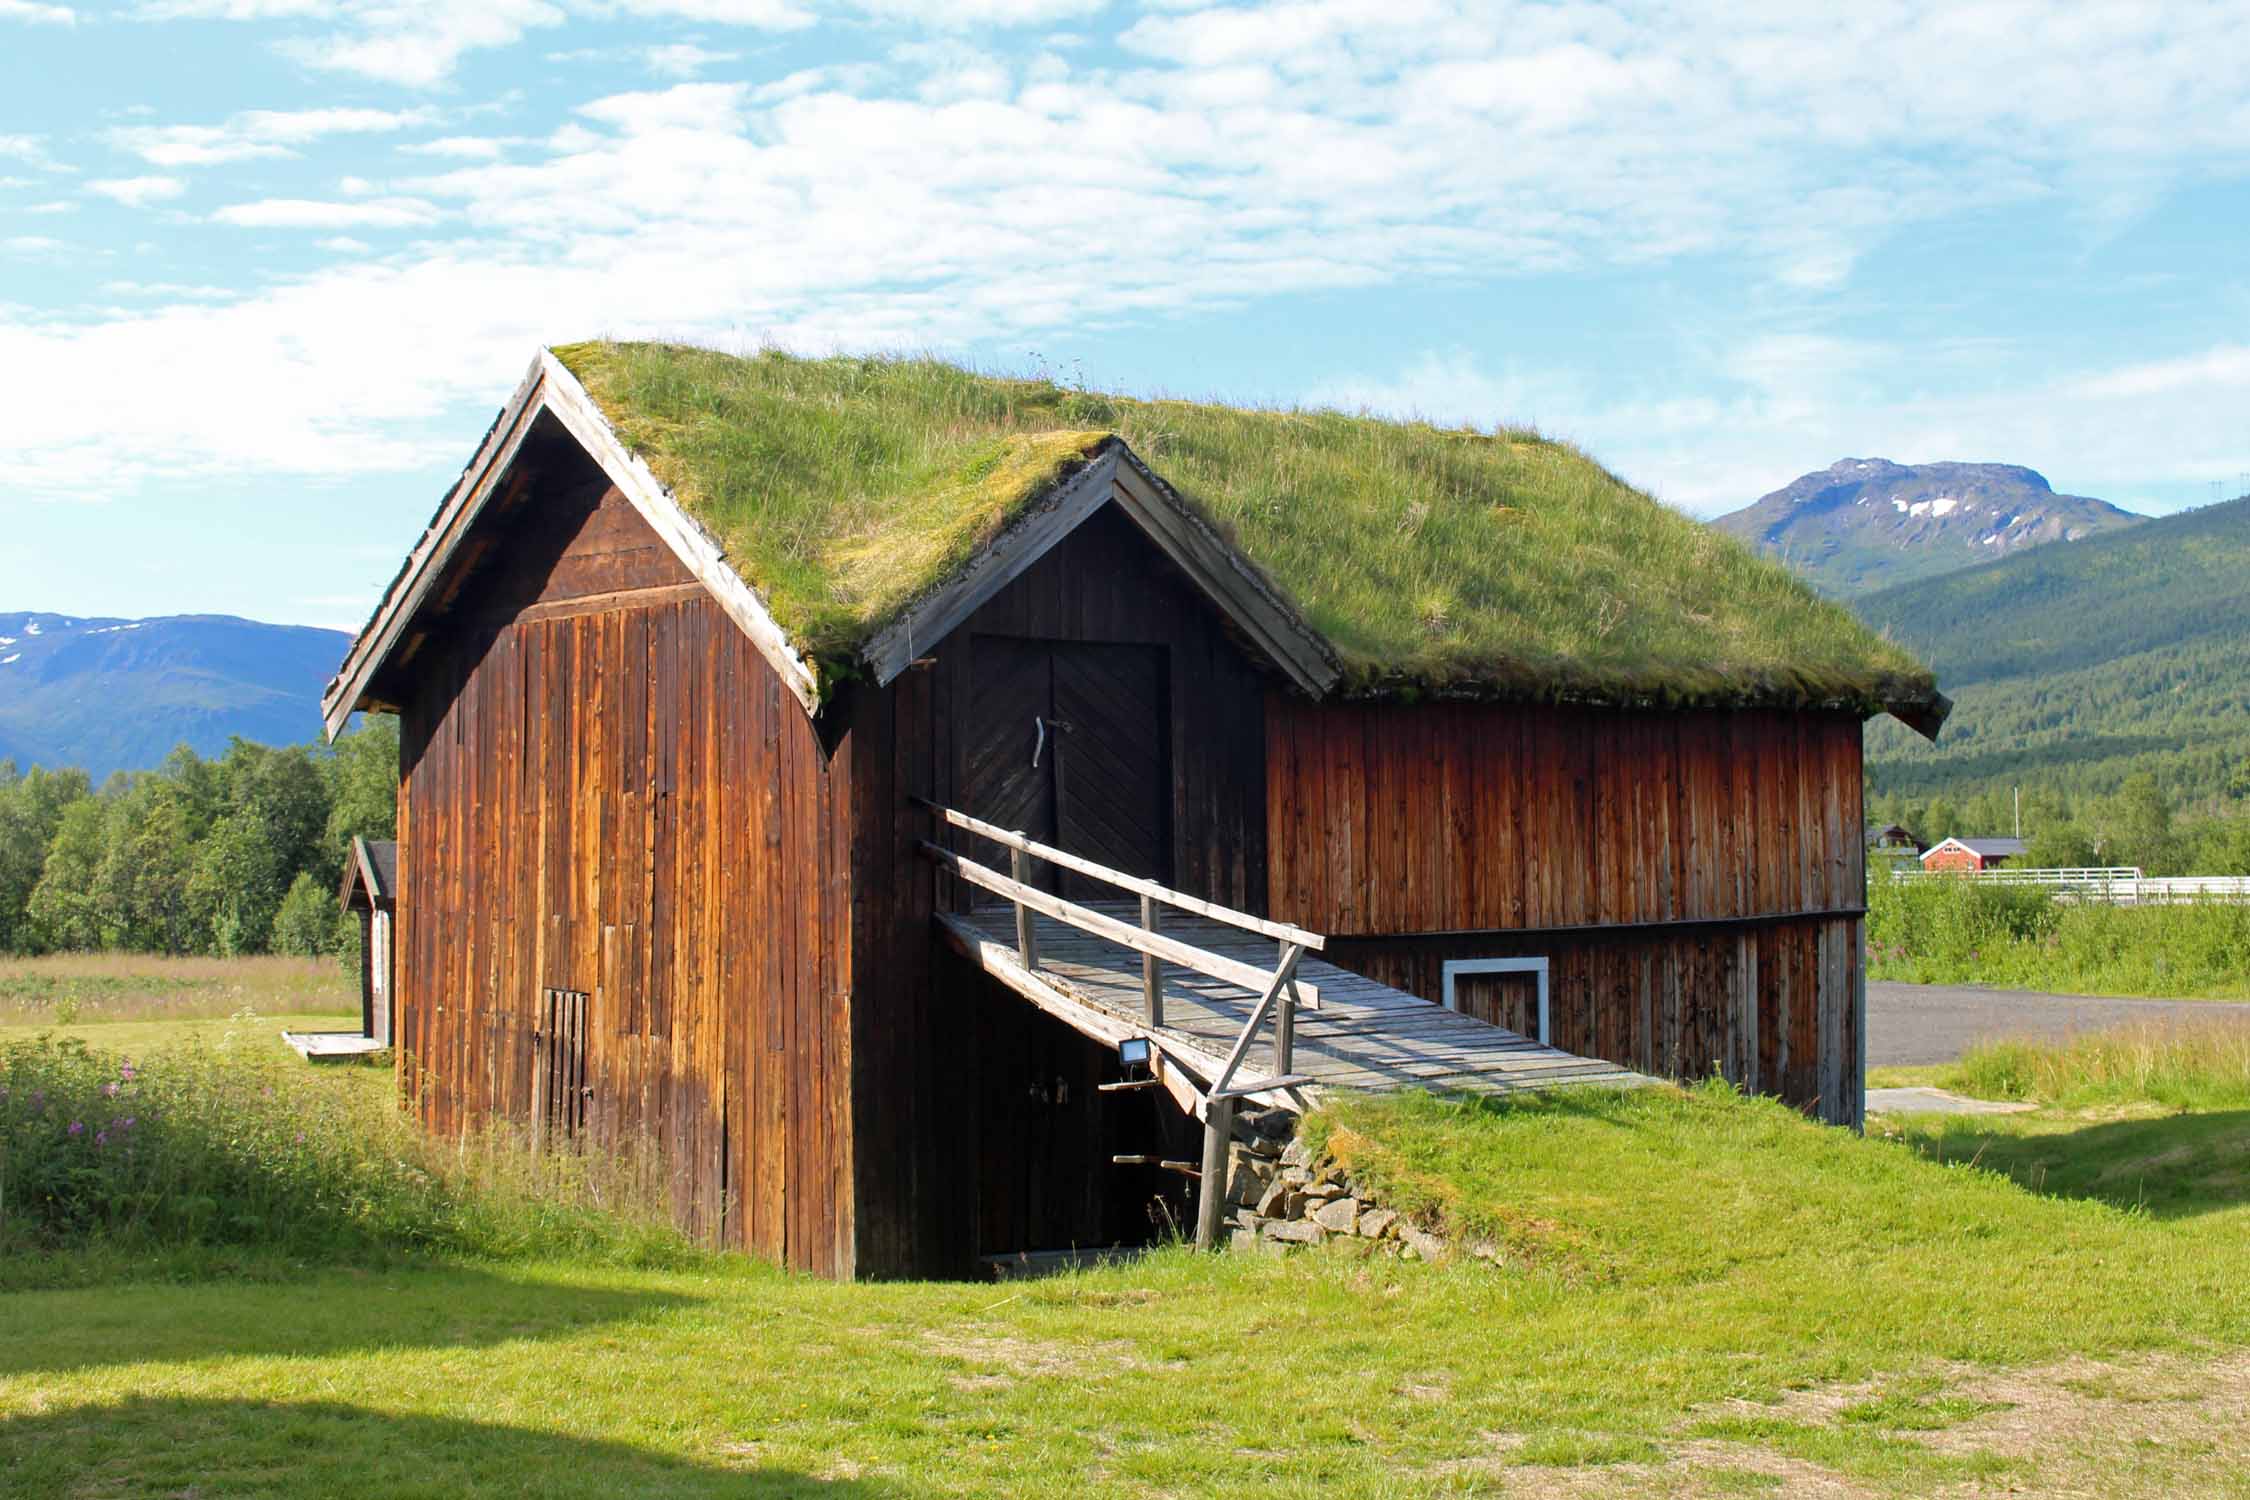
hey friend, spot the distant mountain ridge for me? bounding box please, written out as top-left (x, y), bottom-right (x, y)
top-left (1856, 493), bottom-right (2250, 803)
top-left (1713, 458), bottom-right (2144, 596)
top-left (0, 612), bottom-right (352, 780)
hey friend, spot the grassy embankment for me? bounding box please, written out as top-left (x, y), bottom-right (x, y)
top-left (1867, 873), bottom-right (2250, 999)
top-left (6, 996), bottom-right (2250, 1497)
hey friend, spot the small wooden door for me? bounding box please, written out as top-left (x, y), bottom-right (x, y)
top-left (960, 636), bottom-right (1171, 893)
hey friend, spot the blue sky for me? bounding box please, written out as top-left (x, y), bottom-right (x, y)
top-left (3, 0), bottom-right (2248, 631)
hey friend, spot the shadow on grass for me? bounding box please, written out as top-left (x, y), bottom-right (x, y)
top-left (0, 1396), bottom-right (906, 1498)
top-left (1900, 1109), bottom-right (2250, 1219)
top-left (0, 1263), bottom-right (701, 1378)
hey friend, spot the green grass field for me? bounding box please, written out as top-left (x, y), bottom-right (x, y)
top-left (6, 1006), bottom-right (2250, 1497)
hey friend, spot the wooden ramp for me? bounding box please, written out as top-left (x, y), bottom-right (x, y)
top-left (940, 902), bottom-right (1644, 1106)
top-left (281, 1030), bottom-right (385, 1062)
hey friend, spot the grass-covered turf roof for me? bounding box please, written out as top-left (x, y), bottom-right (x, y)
top-left (553, 341), bottom-right (1942, 722)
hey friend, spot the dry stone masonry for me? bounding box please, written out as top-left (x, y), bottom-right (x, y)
top-left (1219, 1108), bottom-right (1487, 1264)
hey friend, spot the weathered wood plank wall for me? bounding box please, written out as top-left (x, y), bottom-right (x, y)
top-left (846, 499), bottom-right (1263, 1274)
top-left (1267, 698), bottom-right (1868, 1125)
top-left (395, 476), bottom-right (857, 1276)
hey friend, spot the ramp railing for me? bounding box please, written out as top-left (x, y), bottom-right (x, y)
top-left (913, 798), bottom-right (1324, 1101)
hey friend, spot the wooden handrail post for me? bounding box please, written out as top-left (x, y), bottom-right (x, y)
top-left (1010, 843), bottom-right (1038, 970)
top-left (1195, 1092), bottom-right (1234, 1249)
top-left (1277, 978), bottom-right (1297, 1076)
top-left (1141, 893), bottom-right (1163, 1027)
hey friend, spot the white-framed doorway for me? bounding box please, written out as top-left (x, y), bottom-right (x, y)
top-left (1441, 956), bottom-right (1550, 1044)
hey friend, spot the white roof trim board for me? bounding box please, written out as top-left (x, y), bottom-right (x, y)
top-left (320, 350), bottom-right (820, 739)
top-left (326, 350), bottom-right (1340, 737)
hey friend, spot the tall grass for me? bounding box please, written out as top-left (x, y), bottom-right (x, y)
top-left (0, 1033), bottom-right (698, 1281)
top-left (1867, 875), bottom-right (2250, 998)
top-left (557, 341), bottom-right (1934, 712)
top-left (1944, 1018), bottom-right (2250, 1111)
top-left (0, 953), bottom-right (354, 1026)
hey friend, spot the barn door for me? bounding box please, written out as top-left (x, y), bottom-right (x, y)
top-left (961, 636), bottom-right (1171, 895)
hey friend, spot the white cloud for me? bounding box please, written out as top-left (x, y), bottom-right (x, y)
top-left (0, 0), bottom-right (75, 23)
top-left (318, 236), bottom-right (374, 251)
top-left (844, 0), bottom-right (1106, 22)
top-left (24, 200), bottom-right (76, 215)
top-left (1322, 339), bottom-right (2250, 518)
top-left (212, 196), bottom-right (439, 227)
top-left (397, 135), bottom-right (512, 158)
top-left (16, 1), bottom-right (2250, 506)
top-left (87, 176), bottom-right (188, 206)
top-left (0, 134), bottom-right (66, 172)
top-left (112, 107), bottom-right (435, 167)
top-left (641, 41), bottom-right (740, 78)
top-left (1, 236), bottom-right (68, 255)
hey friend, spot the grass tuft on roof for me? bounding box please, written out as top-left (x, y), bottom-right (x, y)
top-left (553, 340), bottom-right (1939, 718)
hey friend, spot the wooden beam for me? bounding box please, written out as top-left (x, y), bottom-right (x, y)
top-left (535, 350), bottom-right (823, 715)
top-left (321, 357), bottom-right (550, 739)
top-left (918, 798), bottom-right (1325, 949)
top-left (860, 450), bottom-right (1121, 687)
top-left (922, 843), bottom-right (1319, 1005)
top-left (1195, 1092), bottom-right (1234, 1249)
top-left (1111, 455), bottom-right (1341, 699)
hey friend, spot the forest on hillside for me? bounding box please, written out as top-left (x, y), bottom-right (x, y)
top-left (0, 718), bottom-right (397, 959)
top-left (1860, 493), bottom-right (2250, 812)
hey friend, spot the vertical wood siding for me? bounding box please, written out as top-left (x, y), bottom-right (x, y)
top-left (395, 482), bottom-right (857, 1276)
top-left (845, 498), bottom-right (1270, 1276)
top-left (1268, 699), bottom-right (1868, 1125)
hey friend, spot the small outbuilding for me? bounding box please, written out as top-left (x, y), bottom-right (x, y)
top-left (1920, 836), bottom-right (2025, 873)
top-left (322, 343), bottom-right (1947, 1278)
top-left (339, 836), bottom-right (398, 1046)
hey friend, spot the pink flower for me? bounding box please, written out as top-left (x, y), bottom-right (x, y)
top-left (103, 1081), bottom-right (120, 1097)
top-left (67, 1120), bottom-right (83, 1136)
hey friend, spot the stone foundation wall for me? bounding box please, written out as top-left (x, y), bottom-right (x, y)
top-left (1219, 1107), bottom-right (1485, 1263)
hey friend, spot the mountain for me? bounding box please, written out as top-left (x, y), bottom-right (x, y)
top-left (1713, 458), bottom-right (2145, 596)
top-left (1856, 494), bottom-right (2250, 803)
top-left (0, 612), bottom-right (352, 781)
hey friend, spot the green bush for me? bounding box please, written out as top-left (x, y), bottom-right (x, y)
top-left (1868, 876), bottom-right (2250, 998)
top-left (0, 1035), bottom-right (698, 1275)
top-left (271, 871), bottom-right (343, 957)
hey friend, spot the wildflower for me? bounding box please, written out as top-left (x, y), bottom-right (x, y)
top-left (294, 1131), bottom-right (306, 1144)
top-left (119, 1061), bottom-right (136, 1081)
top-left (119, 1116), bottom-right (135, 1130)
top-left (103, 1081), bottom-right (120, 1098)
top-left (94, 1130), bottom-right (107, 1147)
top-left (67, 1120), bottom-right (83, 1136)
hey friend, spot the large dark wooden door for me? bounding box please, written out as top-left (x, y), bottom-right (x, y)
top-left (961, 636), bottom-right (1171, 893)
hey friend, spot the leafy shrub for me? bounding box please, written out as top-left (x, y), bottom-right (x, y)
top-left (271, 871), bottom-right (344, 957)
top-left (0, 1034), bottom-right (698, 1275)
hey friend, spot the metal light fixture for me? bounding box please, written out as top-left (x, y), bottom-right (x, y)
top-left (1117, 1036), bottom-right (1151, 1070)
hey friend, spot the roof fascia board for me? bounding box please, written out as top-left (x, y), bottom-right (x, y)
top-left (535, 349), bottom-right (822, 716)
top-left (320, 356), bottom-right (548, 740)
top-left (321, 351), bottom-right (824, 740)
top-left (860, 441), bottom-right (1343, 699)
top-left (859, 447), bottom-right (1123, 686)
top-left (1110, 452), bottom-right (1341, 698)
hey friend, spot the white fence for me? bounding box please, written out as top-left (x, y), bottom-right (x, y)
top-left (1895, 866), bottom-right (2250, 905)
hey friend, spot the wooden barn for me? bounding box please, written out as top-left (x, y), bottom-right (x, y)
top-left (322, 343), bottom-right (1948, 1279)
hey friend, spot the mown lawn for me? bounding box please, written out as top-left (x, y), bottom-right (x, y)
top-left (5, 1022), bottom-right (2250, 1497)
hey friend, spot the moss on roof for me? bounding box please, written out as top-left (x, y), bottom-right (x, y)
top-left (552, 340), bottom-right (1939, 718)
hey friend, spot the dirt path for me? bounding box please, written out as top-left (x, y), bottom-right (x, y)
top-left (1866, 981), bottom-right (2250, 1067)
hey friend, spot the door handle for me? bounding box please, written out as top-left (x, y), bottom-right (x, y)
top-left (1032, 716), bottom-right (1074, 769)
